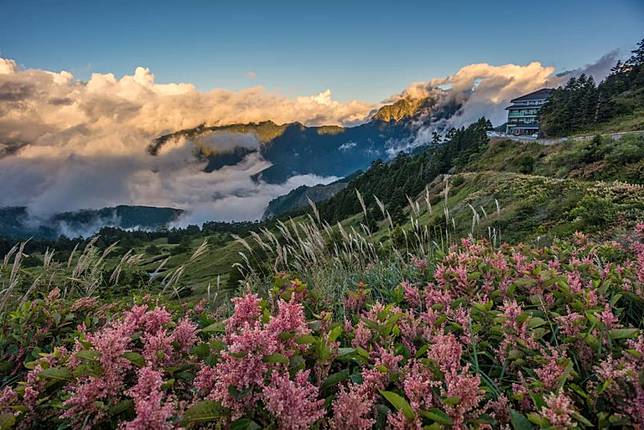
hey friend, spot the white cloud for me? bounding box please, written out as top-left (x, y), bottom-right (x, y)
top-left (0, 59), bottom-right (373, 221)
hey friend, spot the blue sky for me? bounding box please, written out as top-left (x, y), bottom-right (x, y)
top-left (1, 0), bottom-right (643, 102)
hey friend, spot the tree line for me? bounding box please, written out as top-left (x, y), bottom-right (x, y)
top-left (318, 117), bottom-right (493, 225)
top-left (539, 38), bottom-right (644, 137)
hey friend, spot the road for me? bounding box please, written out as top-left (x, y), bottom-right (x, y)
top-left (488, 130), bottom-right (644, 145)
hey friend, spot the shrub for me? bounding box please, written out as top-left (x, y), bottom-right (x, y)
top-left (570, 195), bottom-right (616, 228)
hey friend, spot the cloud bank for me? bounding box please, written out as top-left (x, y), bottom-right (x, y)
top-left (0, 59), bottom-right (369, 223)
top-left (0, 51), bottom-right (619, 228)
top-left (397, 52), bottom-right (618, 144)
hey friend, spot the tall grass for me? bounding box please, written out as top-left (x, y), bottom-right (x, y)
top-left (0, 176), bottom-right (502, 316)
top-left (233, 177), bottom-right (503, 310)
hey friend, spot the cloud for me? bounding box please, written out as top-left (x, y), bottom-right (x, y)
top-left (401, 62), bottom-right (558, 132)
top-left (557, 50), bottom-right (620, 82)
top-left (244, 71), bottom-right (257, 80)
top-left (403, 51), bottom-right (621, 145)
top-left (0, 58), bottom-right (373, 222)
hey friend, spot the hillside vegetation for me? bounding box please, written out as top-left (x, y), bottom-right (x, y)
top-left (539, 39), bottom-right (644, 137)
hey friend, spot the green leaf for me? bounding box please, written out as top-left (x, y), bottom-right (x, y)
top-left (527, 412), bottom-right (549, 426)
top-left (39, 367), bottom-right (71, 381)
top-left (0, 413), bottom-right (15, 430)
top-left (182, 400), bottom-right (227, 425)
top-left (571, 412), bottom-right (593, 427)
top-left (72, 363), bottom-right (100, 378)
top-left (338, 347), bottom-right (355, 356)
top-left (355, 347), bottom-right (370, 358)
top-left (191, 343), bottom-right (210, 358)
top-left (442, 396), bottom-right (461, 406)
top-left (109, 399), bottom-right (134, 417)
top-left (380, 390), bottom-right (415, 420)
top-left (263, 353), bottom-right (288, 364)
top-left (295, 334), bottom-right (316, 344)
top-left (230, 418), bottom-right (261, 430)
top-left (609, 328), bottom-right (639, 340)
top-left (75, 350), bottom-right (99, 362)
top-left (201, 322), bottom-right (225, 333)
top-left (123, 351), bottom-right (145, 367)
top-left (527, 317), bottom-right (546, 329)
top-left (510, 409), bottom-right (533, 430)
top-left (415, 344), bottom-right (429, 358)
top-left (609, 294), bottom-right (622, 306)
top-left (322, 369), bottom-right (349, 391)
top-left (420, 408), bottom-right (453, 425)
top-left (328, 325), bottom-right (343, 342)
top-left (278, 331), bottom-right (294, 341)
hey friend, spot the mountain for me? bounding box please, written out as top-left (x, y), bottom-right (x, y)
top-left (372, 96), bottom-right (430, 122)
top-left (0, 205), bottom-right (183, 240)
top-left (150, 96), bottom-right (461, 184)
top-left (262, 175), bottom-right (355, 220)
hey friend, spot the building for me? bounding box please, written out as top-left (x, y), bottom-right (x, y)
top-left (505, 88), bottom-right (553, 136)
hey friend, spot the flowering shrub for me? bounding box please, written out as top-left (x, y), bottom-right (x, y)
top-left (0, 228), bottom-right (642, 429)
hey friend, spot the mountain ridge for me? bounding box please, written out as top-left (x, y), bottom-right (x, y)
top-left (148, 96), bottom-right (459, 184)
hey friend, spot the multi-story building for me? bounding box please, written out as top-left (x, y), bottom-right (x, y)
top-left (505, 88), bottom-right (553, 136)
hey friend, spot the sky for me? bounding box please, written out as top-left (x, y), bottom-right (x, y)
top-left (1, 0), bottom-right (643, 103)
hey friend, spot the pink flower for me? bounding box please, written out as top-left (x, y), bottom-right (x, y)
top-left (485, 394), bottom-right (511, 425)
top-left (0, 386), bottom-right (16, 414)
top-left (267, 299), bottom-right (310, 338)
top-left (402, 360), bottom-right (435, 411)
top-left (598, 303), bottom-right (619, 329)
top-left (411, 256), bottom-right (428, 272)
top-left (121, 367), bottom-right (174, 430)
top-left (345, 281), bottom-right (368, 313)
top-left (443, 365), bottom-right (483, 428)
top-left (70, 296), bottom-right (99, 311)
top-left (143, 329), bottom-right (174, 367)
top-left (423, 283), bottom-right (452, 308)
top-left (501, 299), bottom-right (522, 324)
top-left (387, 410), bottom-right (423, 430)
top-left (402, 281), bottom-right (422, 308)
top-left (124, 304), bottom-right (172, 334)
top-left (330, 384), bottom-right (375, 430)
top-left (172, 317), bottom-right (198, 353)
top-left (226, 293), bottom-right (262, 336)
top-left (262, 370), bottom-right (324, 430)
top-left (557, 311), bottom-right (584, 336)
top-left (535, 349), bottom-right (567, 391)
top-left (567, 271), bottom-right (583, 294)
top-left (352, 320), bottom-right (371, 349)
top-left (427, 334), bottom-right (462, 374)
top-left (63, 320), bottom-right (134, 425)
top-left (540, 391), bottom-right (576, 429)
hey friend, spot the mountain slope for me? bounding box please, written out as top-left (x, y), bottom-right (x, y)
top-left (0, 205), bottom-right (183, 240)
top-left (262, 176), bottom-right (353, 220)
top-left (149, 96), bottom-right (461, 184)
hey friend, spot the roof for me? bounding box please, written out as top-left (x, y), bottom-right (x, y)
top-left (505, 105), bottom-right (542, 110)
top-left (510, 88), bottom-right (553, 103)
